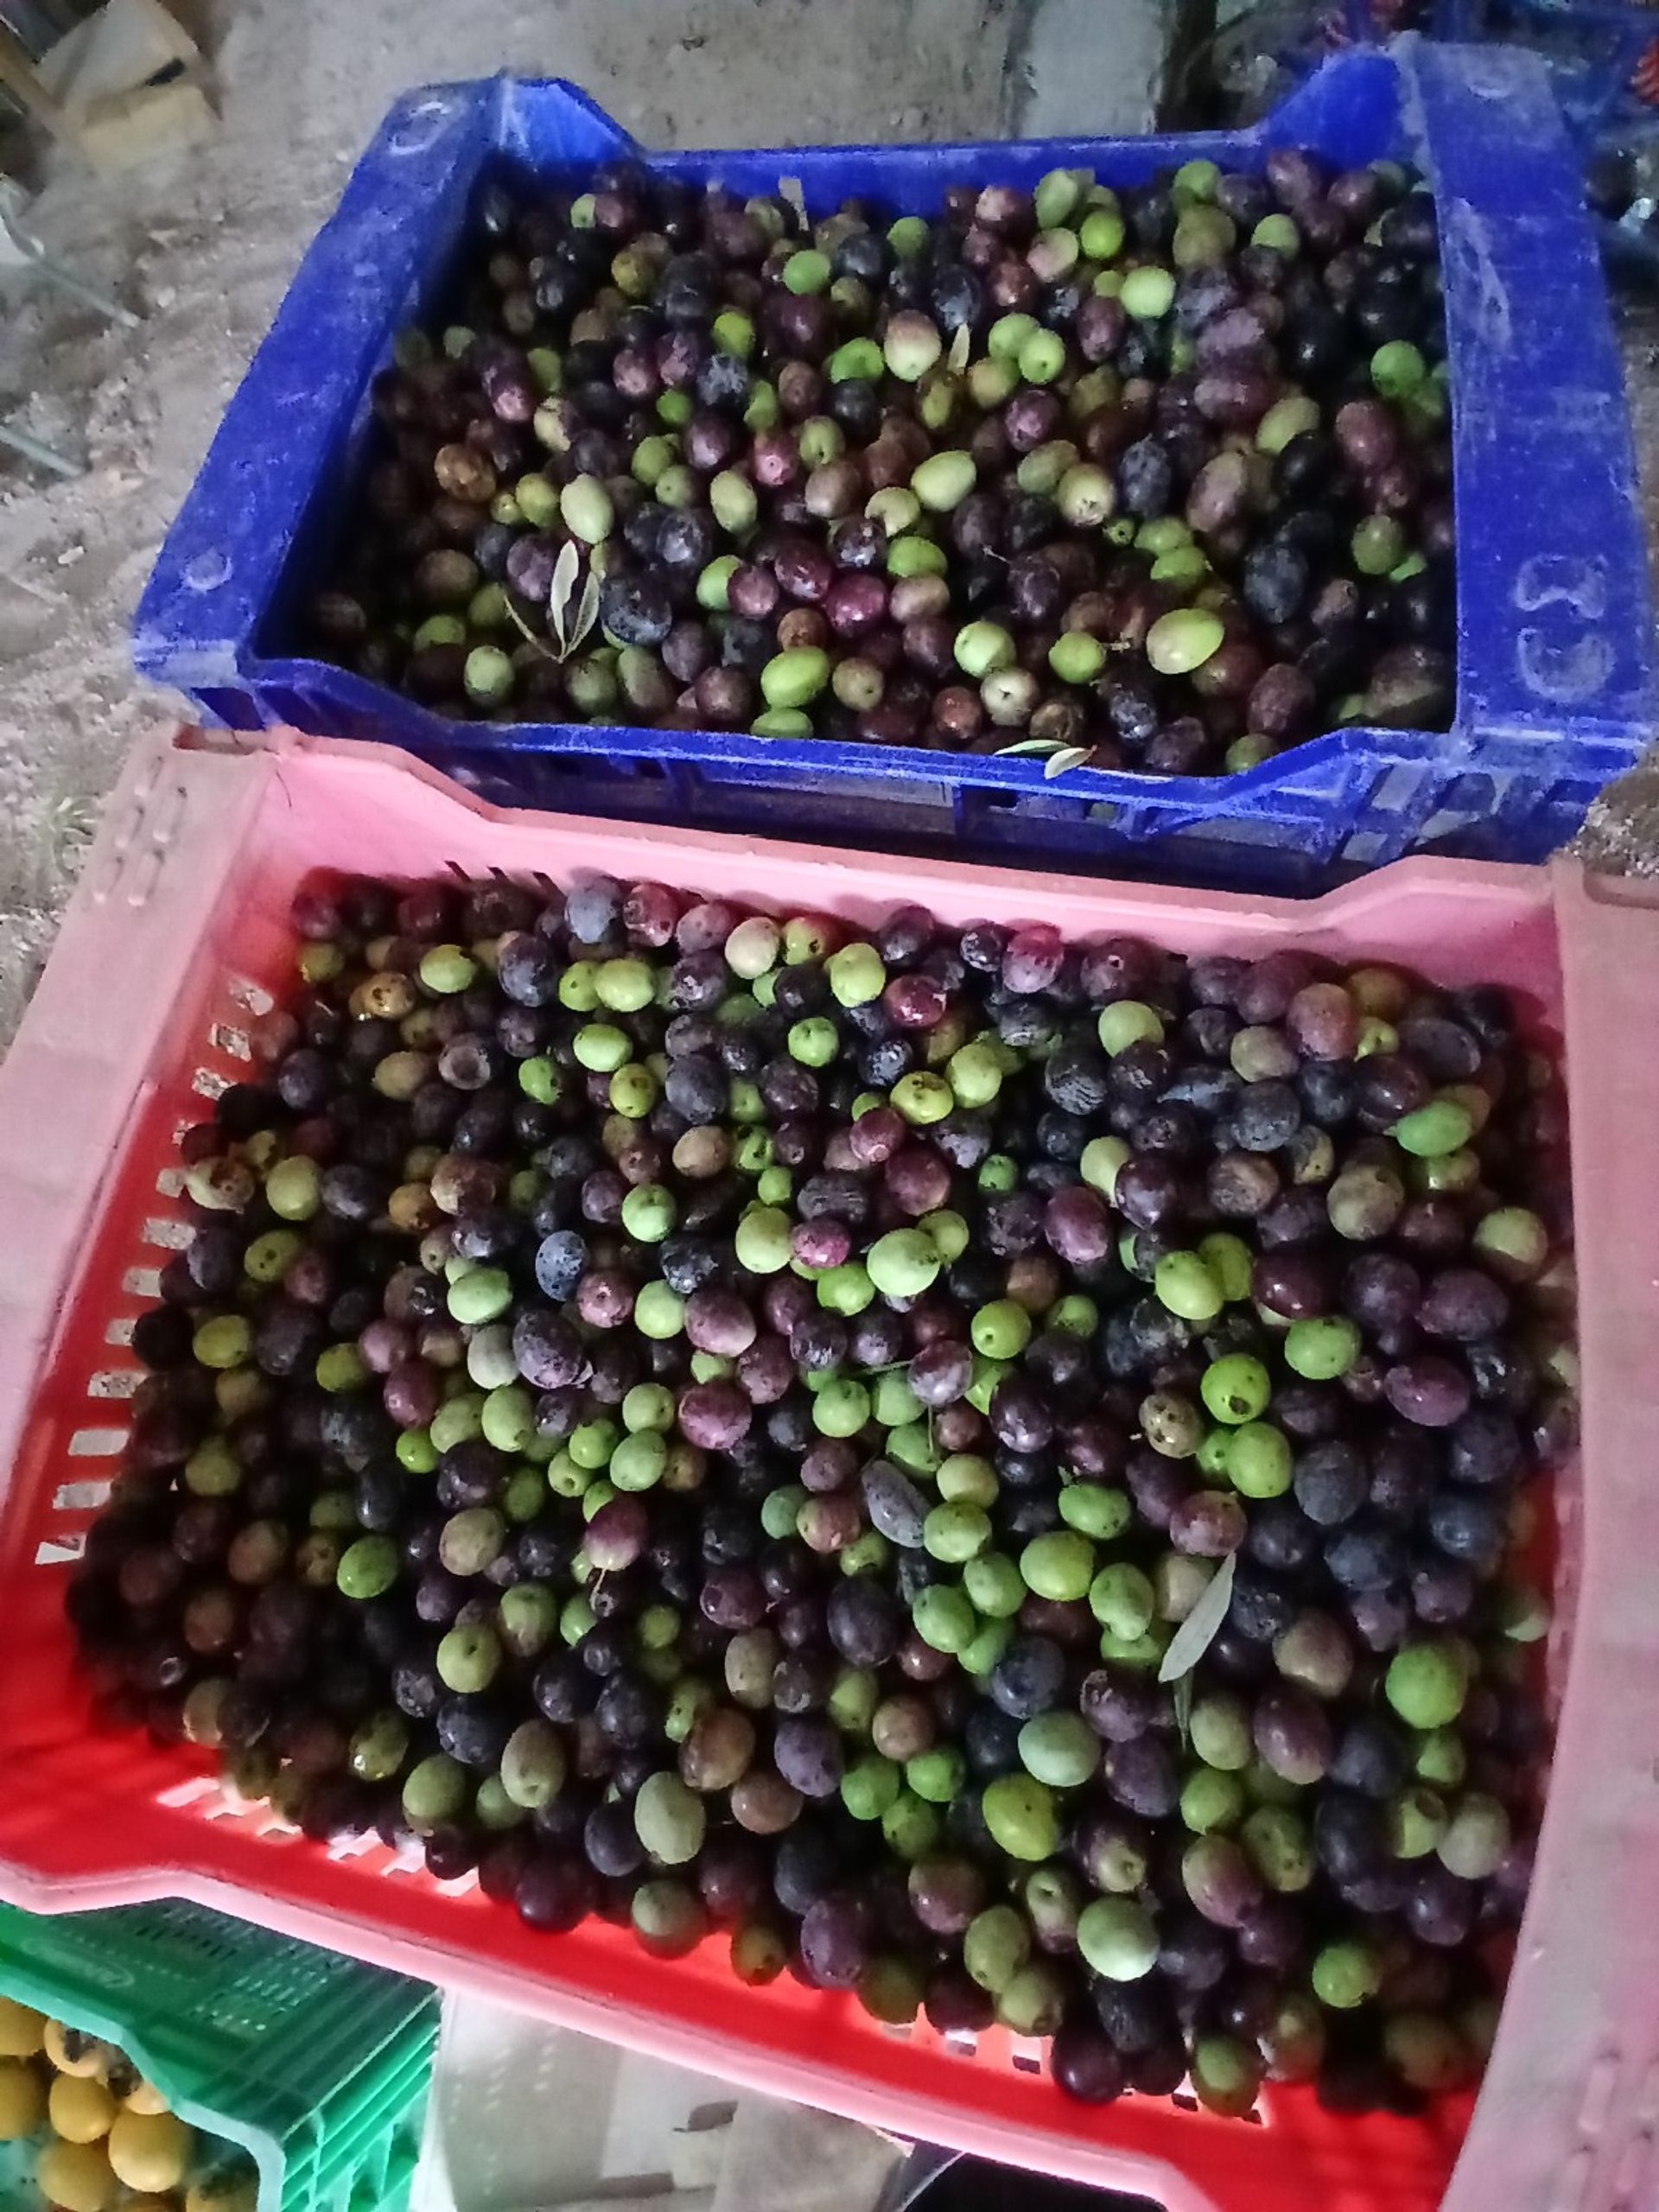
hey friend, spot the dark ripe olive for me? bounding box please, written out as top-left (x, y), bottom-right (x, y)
top-left (1425, 1487), bottom-right (1505, 1571)
top-left (1182, 1836), bottom-right (1264, 1930)
top-left (1051, 2024), bottom-right (1126, 2106)
top-left (988, 1636), bottom-right (1065, 1721)
top-left (1092, 1980), bottom-right (1173, 2064)
top-left (1418, 1268), bottom-right (1509, 1344)
top-left (1105, 1736), bottom-right (1179, 1820)
top-left (826, 1578), bottom-right (903, 1668)
top-left (798, 1893), bottom-right (874, 1989)
top-left (772, 1716), bottom-right (844, 1800)
top-left (1159, 1910), bottom-right (1238, 1999)
top-left (1293, 1440), bottom-right (1367, 1527)
top-left (1113, 1155), bottom-right (1183, 1230)
top-left (1252, 1250), bottom-right (1332, 1320)
top-left (1384, 1356), bottom-right (1472, 1429)
top-left (1446, 1407), bottom-right (1523, 1488)
top-left (517, 1853), bottom-right (597, 1933)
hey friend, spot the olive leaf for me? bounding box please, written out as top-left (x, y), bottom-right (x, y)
top-left (947, 321), bottom-right (972, 373)
top-left (503, 595), bottom-right (557, 664)
top-left (568, 564), bottom-right (602, 655)
top-left (1158, 1552), bottom-right (1236, 1686)
top-left (1043, 745), bottom-right (1096, 779)
top-left (548, 538), bottom-right (582, 653)
top-left (1173, 1669), bottom-right (1194, 1750)
top-left (778, 175), bottom-right (808, 230)
top-left (994, 736), bottom-right (1064, 757)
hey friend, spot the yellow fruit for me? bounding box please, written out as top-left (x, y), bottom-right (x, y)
top-left (0, 2056), bottom-right (46, 2140)
top-left (49, 2073), bottom-right (117, 2144)
top-left (43, 2023), bottom-right (112, 2080)
top-left (186, 2165), bottom-right (259, 2212)
top-left (0, 1998), bottom-right (45, 2059)
top-left (108, 2110), bottom-right (194, 2194)
top-left (121, 2079), bottom-right (170, 2117)
top-left (37, 2139), bottom-right (116, 2212)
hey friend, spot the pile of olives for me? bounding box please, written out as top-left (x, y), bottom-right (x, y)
top-left (310, 143), bottom-right (1452, 777)
top-left (74, 867), bottom-right (1567, 2120)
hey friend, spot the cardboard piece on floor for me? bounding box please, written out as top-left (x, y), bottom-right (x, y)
top-left (35, 0), bottom-right (214, 174)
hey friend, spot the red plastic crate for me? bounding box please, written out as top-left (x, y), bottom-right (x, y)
top-left (0, 728), bottom-right (1656, 2212)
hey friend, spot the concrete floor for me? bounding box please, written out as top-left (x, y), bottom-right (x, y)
top-left (0, 0), bottom-right (1654, 1049)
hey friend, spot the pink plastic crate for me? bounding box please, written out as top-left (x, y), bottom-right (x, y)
top-left (0, 728), bottom-right (1656, 2212)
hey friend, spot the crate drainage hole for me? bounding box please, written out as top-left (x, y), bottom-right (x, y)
top-left (54, 1480), bottom-right (111, 1510)
top-left (68, 1427), bottom-right (127, 1457)
top-left (226, 976), bottom-right (274, 1015)
top-left (86, 1370), bottom-right (140, 1400)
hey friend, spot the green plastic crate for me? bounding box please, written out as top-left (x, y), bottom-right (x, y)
top-left (0, 1901), bottom-right (437, 2212)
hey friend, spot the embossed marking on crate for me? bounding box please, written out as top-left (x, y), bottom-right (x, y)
top-left (126, 847), bottom-right (165, 907)
top-left (1580, 2049), bottom-right (1621, 2136)
top-left (1550, 2144), bottom-right (1594, 2212)
top-left (387, 92), bottom-right (464, 158)
top-left (1515, 554), bottom-right (1616, 708)
top-left (183, 552), bottom-right (230, 593)
top-left (1612, 2127), bottom-right (1652, 2205)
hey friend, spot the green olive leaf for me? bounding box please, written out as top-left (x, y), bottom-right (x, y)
top-left (778, 175), bottom-right (808, 230)
top-left (1158, 1552), bottom-right (1236, 1685)
top-left (994, 736), bottom-right (1063, 757)
top-left (1173, 1669), bottom-right (1194, 1750)
top-left (548, 538), bottom-right (581, 652)
top-left (1042, 745), bottom-right (1096, 779)
top-left (567, 565), bottom-right (602, 656)
top-left (947, 321), bottom-right (972, 372)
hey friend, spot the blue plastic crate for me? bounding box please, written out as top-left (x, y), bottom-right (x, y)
top-left (133, 41), bottom-right (1654, 893)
